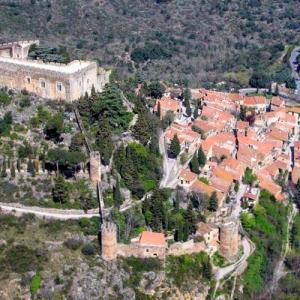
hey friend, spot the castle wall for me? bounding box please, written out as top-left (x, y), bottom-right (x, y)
top-left (0, 64), bottom-right (69, 100)
top-left (69, 62), bottom-right (98, 100)
top-left (168, 240), bottom-right (206, 256)
top-left (89, 151), bottom-right (101, 185)
top-left (0, 58), bottom-right (101, 101)
top-left (117, 243), bottom-right (166, 259)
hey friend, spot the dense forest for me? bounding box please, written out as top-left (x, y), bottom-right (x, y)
top-left (0, 0), bottom-right (299, 87)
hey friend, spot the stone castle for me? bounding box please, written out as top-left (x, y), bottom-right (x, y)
top-left (0, 40), bottom-right (110, 101)
top-left (101, 218), bottom-right (240, 262)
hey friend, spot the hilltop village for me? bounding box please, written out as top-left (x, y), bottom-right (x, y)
top-left (0, 40), bottom-right (300, 299)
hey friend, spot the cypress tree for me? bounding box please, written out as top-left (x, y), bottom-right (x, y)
top-left (208, 192), bottom-right (218, 212)
top-left (17, 159), bottom-right (21, 173)
top-left (198, 147), bottom-right (207, 167)
top-left (169, 134), bottom-right (181, 158)
top-left (190, 152), bottom-right (200, 174)
top-left (193, 107), bottom-right (199, 119)
top-left (157, 101), bottom-right (161, 118)
top-left (203, 258), bottom-right (212, 280)
top-left (296, 180), bottom-right (300, 209)
top-left (1, 159), bottom-right (7, 178)
top-left (113, 177), bottom-right (123, 208)
top-left (133, 112), bottom-right (151, 146)
top-left (96, 117), bottom-right (113, 166)
top-left (10, 163), bottom-right (15, 178)
top-left (52, 175), bottom-right (69, 205)
top-left (27, 159), bottom-right (35, 177)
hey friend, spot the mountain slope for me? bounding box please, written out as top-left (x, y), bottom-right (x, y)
top-left (0, 0), bottom-right (300, 86)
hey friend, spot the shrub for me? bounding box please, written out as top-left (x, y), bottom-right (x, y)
top-left (30, 272), bottom-right (42, 295)
top-left (0, 91), bottom-right (12, 106)
top-left (63, 238), bottom-right (82, 250)
top-left (4, 245), bottom-right (45, 273)
top-left (81, 243), bottom-right (96, 256)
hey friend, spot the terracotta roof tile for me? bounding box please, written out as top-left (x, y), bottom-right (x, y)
top-left (139, 231), bottom-right (166, 247)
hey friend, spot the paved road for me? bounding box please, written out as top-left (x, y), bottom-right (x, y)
top-left (289, 46), bottom-right (300, 100)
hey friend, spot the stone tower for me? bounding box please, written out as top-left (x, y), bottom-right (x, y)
top-left (101, 222), bottom-right (117, 261)
top-left (219, 219), bottom-right (239, 261)
top-left (90, 151), bottom-right (101, 186)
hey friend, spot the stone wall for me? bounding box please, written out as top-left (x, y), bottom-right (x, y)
top-left (89, 151), bottom-right (101, 186)
top-left (168, 240), bottom-right (206, 256)
top-left (117, 243), bottom-right (166, 260)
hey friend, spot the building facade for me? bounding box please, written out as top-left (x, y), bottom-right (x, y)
top-left (0, 40), bottom-right (110, 101)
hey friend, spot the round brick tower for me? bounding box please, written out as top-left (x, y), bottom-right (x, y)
top-left (90, 151), bottom-right (101, 186)
top-left (219, 219), bottom-right (239, 261)
top-left (101, 222), bottom-right (117, 261)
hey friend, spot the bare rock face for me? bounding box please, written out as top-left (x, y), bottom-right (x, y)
top-left (0, 277), bottom-right (31, 300)
top-left (68, 261), bottom-right (134, 300)
top-left (140, 271), bottom-right (164, 294)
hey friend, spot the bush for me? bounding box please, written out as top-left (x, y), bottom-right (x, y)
top-left (30, 272), bottom-right (42, 295)
top-left (64, 238), bottom-right (83, 250)
top-left (81, 243), bottom-right (96, 256)
top-left (0, 90), bottom-right (12, 106)
top-left (3, 245), bottom-right (46, 273)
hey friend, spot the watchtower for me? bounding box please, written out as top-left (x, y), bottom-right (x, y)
top-left (219, 219), bottom-right (239, 261)
top-left (101, 222), bottom-right (117, 261)
top-left (89, 151), bottom-right (101, 185)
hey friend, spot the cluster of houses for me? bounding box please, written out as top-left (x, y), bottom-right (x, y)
top-left (156, 88), bottom-right (300, 209)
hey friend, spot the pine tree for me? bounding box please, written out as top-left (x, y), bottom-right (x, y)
top-left (169, 134), bottom-right (181, 158)
top-left (52, 175), bottom-right (69, 205)
top-left (190, 152), bottom-right (200, 174)
top-left (113, 177), bottom-right (123, 208)
top-left (208, 192), bottom-right (218, 212)
top-left (10, 163), bottom-right (15, 178)
top-left (198, 147), bottom-right (207, 167)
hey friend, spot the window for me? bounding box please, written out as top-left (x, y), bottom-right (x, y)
top-left (25, 77), bottom-right (31, 84)
top-left (56, 82), bottom-right (63, 92)
top-left (40, 80), bottom-right (46, 89)
top-left (146, 249), bottom-right (149, 252)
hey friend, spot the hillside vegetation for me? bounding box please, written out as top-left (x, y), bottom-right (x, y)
top-left (0, 0), bottom-right (299, 86)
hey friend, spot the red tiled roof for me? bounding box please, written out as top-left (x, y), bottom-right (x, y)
top-left (139, 231), bottom-right (166, 247)
top-left (271, 96), bottom-right (284, 107)
top-left (244, 96), bottom-right (266, 106)
top-left (179, 169), bottom-right (197, 182)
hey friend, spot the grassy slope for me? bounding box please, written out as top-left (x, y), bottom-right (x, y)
top-left (0, 0), bottom-right (299, 86)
